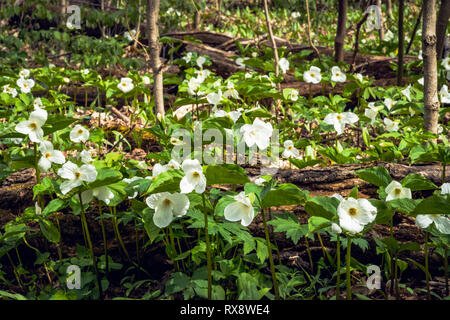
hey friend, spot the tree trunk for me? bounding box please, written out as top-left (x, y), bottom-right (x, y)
top-left (423, 0), bottom-right (440, 134)
top-left (386, 0), bottom-right (393, 19)
top-left (397, 0), bottom-right (404, 85)
top-left (335, 0), bottom-right (348, 62)
top-left (436, 0), bottom-right (450, 59)
top-left (376, 0), bottom-right (384, 41)
top-left (194, 11), bottom-right (200, 30)
top-left (263, 0), bottom-right (279, 77)
top-left (147, 0), bottom-right (165, 118)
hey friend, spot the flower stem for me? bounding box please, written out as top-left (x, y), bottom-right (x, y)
top-left (346, 237), bottom-right (352, 300)
top-left (261, 209), bottom-right (280, 300)
top-left (98, 201), bottom-right (109, 273)
top-left (202, 193), bottom-right (212, 300)
top-left (425, 231), bottom-right (430, 300)
top-left (79, 193), bottom-right (103, 299)
top-left (305, 236), bottom-right (314, 273)
top-left (336, 234), bottom-right (341, 300)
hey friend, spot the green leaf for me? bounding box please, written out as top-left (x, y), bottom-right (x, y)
top-left (142, 208), bottom-right (161, 243)
top-left (413, 195), bottom-right (450, 216)
top-left (145, 169), bottom-right (184, 195)
top-left (42, 198), bottom-right (68, 215)
top-left (88, 167), bottom-right (122, 189)
top-left (205, 164), bottom-right (249, 186)
top-left (39, 219), bottom-right (60, 243)
top-left (304, 196), bottom-right (340, 220)
top-left (261, 184), bottom-right (308, 208)
top-left (354, 166), bottom-right (392, 187)
top-left (255, 238), bottom-right (268, 263)
top-left (307, 216), bottom-right (331, 234)
top-left (400, 174), bottom-right (438, 191)
top-left (387, 198), bottom-right (420, 215)
top-left (165, 272), bottom-right (190, 294)
top-left (267, 213), bottom-right (306, 245)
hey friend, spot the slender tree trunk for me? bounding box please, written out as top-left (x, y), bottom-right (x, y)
top-left (386, 0), bottom-right (393, 19)
top-left (194, 11), bottom-right (200, 30)
top-left (335, 0), bottom-right (348, 62)
top-left (377, 0), bottom-right (384, 42)
top-left (423, 0), bottom-right (440, 134)
top-left (263, 0), bottom-right (279, 78)
top-left (436, 0), bottom-right (450, 59)
top-left (397, 0), bottom-right (405, 85)
top-left (406, 6), bottom-right (423, 55)
top-left (147, 0), bottom-right (165, 117)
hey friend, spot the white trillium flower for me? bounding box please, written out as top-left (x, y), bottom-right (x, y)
top-left (118, 77), bottom-right (134, 93)
top-left (441, 57), bottom-right (450, 71)
top-left (35, 202), bottom-right (42, 215)
top-left (17, 78), bottom-right (35, 93)
top-left (63, 77), bottom-right (70, 84)
top-left (337, 197), bottom-right (377, 234)
top-left (418, 50), bottom-right (423, 60)
top-left (355, 73), bottom-right (364, 83)
top-left (34, 97), bottom-right (43, 109)
top-left (331, 223), bottom-right (342, 234)
top-left (58, 161), bottom-right (97, 195)
top-left (81, 69), bottom-right (89, 75)
top-left (385, 180), bottom-right (412, 201)
top-left (364, 102), bottom-right (383, 124)
top-left (19, 69), bottom-right (30, 79)
top-left (81, 186), bottom-right (115, 205)
top-left (180, 159), bottom-right (206, 194)
top-left (142, 76), bottom-right (150, 85)
top-left (206, 89), bottom-right (223, 107)
top-left (323, 112), bottom-right (359, 135)
top-left (124, 29), bottom-right (137, 42)
top-left (166, 159), bottom-right (181, 170)
top-left (254, 177), bottom-right (266, 186)
top-left (282, 140), bottom-right (300, 159)
top-left (3, 85), bottom-right (18, 97)
top-left (79, 150), bottom-right (94, 164)
top-left (279, 57), bottom-right (289, 74)
top-left (150, 163), bottom-right (168, 181)
top-left (38, 141), bottom-right (65, 172)
top-left (439, 85), bottom-right (450, 104)
top-left (187, 77), bottom-right (202, 96)
top-left (146, 192), bottom-right (190, 228)
top-left (240, 118), bottom-right (273, 150)
top-left (195, 69), bottom-right (210, 82)
top-left (224, 192), bottom-right (255, 227)
top-left (384, 30), bottom-right (394, 41)
top-left (235, 57), bottom-right (248, 68)
top-left (15, 106), bottom-right (48, 143)
top-left (183, 52), bottom-right (193, 63)
top-left (197, 56), bottom-right (206, 69)
top-left (303, 66), bottom-right (322, 84)
top-left (384, 98), bottom-right (396, 110)
top-left (70, 125), bottom-right (89, 143)
top-left (442, 183), bottom-right (450, 195)
top-left (383, 118), bottom-right (399, 132)
top-left (415, 214), bottom-right (450, 234)
top-left (401, 85), bottom-right (412, 102)
top-left (289, 90), bottom-right (299, 101)
top-left (292, 11), bottom-right (301, 19)
top-left (214, 109), bottom-right (241, 123)
top-left (331, 66), bottom-right (346, 83)
top-left (417, 77), bottom-right (424, 86)
top-left (223, 82), bottom-right (240, 99)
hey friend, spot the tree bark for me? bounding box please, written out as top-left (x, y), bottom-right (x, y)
top-left (436, 0), bottom-right (450, 59)
top-left (423, 0), bottom-right (440, 134)
top-left (386, 0), bottom-right (393, 19)
top-left (397, 0), bottom-right (405, 85)
top-left (377, 0), bottom-right (385, 42)
top-left (146, 0), bottom-right (165, 117)
top-left (263, 0), bottom-right (279, 77)
top-left (335, 0), bottom-right (348, 62)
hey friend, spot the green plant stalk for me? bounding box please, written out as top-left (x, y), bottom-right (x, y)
top-left (317, 232), bottom-right (327, 259)
top-left (6, 251), bottom-right (23, 289)
top-left (425, 231), bottom-right (430, 300)
top-left (445, 246), bottom-right (448, 297)
top-left (54, 214), bottom-right (63, 263)
top-left (261, 209), bottom-right (280, 300)
top-left (34, 144), bottom-right (43, 208)
top-left (79, 193), bottom-right (103, 299)
top-left (169, 225), bottom-right (180, 272)
top-left (305, 236), bottom-right (314, 273)
top-left (336, 234), bottom-right (341, 300)
top-left (346, 237), bottom-right (352, 300)
top-left (268, 208), bottom-right (281, 266)
top-left (202, 193), bottom-right (212, 300)
top-left (98, 201), bottom-right (109, 273)
top-left (112, 207), bottom-right (131, 262)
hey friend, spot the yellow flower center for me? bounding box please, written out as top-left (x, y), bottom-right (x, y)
top-left (75, 172), bottom-right (81, 179)
top-left (23, 83), bottom-right (28, 88)
top-left (193, 171), bottom-right (200, 178)
top-left (45, 152), bottom-right (51, 158)
top-left (395, 188), bottom-right (402, 195)
top-left (349, 208), bottom-right (358, 216)
top-left (337, 115), bottom-right (342, 120)
top-left (163, 199), bottom-right (172, 206)
top-left (30, 122), bottom-right (37, 129)
top-left (310, 73), bottom-right (315, 77)
top-left (77, 129), bottom-right (83, 134)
